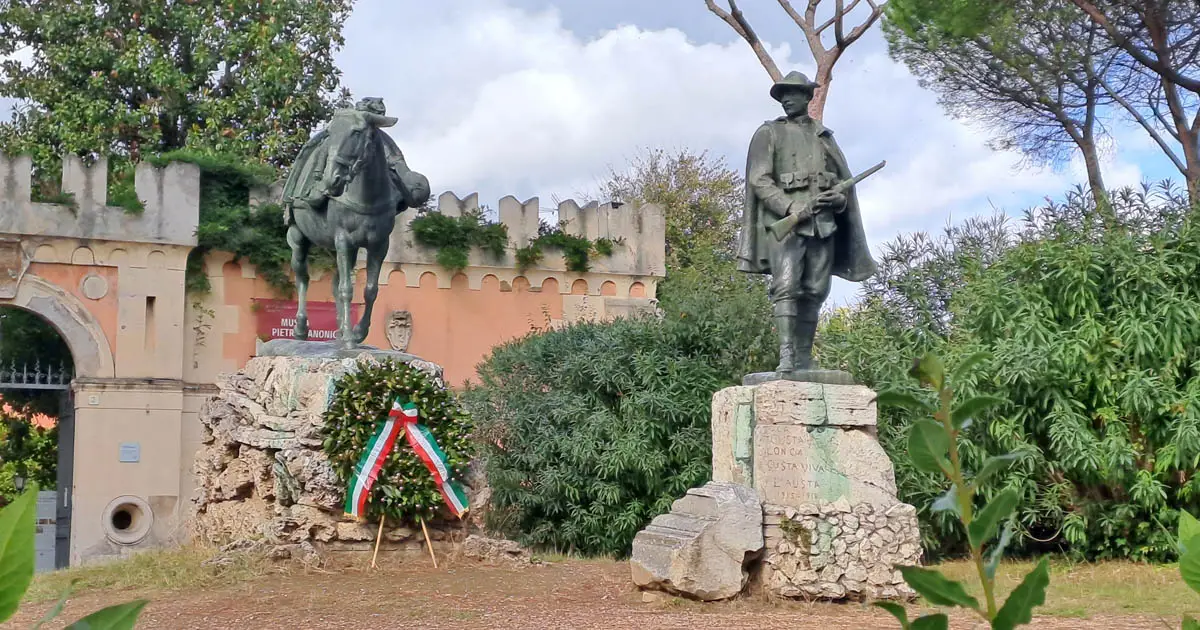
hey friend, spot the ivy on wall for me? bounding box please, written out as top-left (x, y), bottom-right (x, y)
top-left (321, 359), bottom-right (473, 524)
top-left (25, 150), bottom-right (308, 295)
top-left (515, 221), bottom-right (617, 273)
top-left (408, 209), bottom-right (508, 273)
top-left (410, 210), bottom-right (619, 274)
top-left (157, 150), bottom-right (333, 296)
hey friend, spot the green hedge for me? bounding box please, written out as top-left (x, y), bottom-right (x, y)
top-left (819, 184), bottom-right (1200, 562)
top-left (463, 264), bottom-right (774, 556)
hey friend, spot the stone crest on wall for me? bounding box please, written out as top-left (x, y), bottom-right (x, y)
top-left (0, 238), bottom-right (29, 300)
top-left (386, 310), bottom-right (412, 352)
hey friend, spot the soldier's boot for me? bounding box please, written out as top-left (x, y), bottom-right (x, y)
top-left (774, 299), bottom-right (797, 374)
top-left (792, 305), bottom-right (820, 371)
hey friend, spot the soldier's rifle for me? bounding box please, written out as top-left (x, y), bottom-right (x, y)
top-left (767, 160), bottom-right (886, 241)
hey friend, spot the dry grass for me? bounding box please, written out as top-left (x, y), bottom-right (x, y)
top-left (11, 550), bottom-right (1197, 628)
top-left (23, 545), bottom-right (278, 604)
top-left (936, 558), bottom-right (1198, 620)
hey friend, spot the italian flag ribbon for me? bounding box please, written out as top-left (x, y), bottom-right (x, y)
top-left (344, 398), bottom-right (469, 520)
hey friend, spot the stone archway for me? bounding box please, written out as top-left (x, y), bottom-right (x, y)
top-left (1, 274), bottom-right (114, 379)
top-left (0, 275), bottom-right (102, 570)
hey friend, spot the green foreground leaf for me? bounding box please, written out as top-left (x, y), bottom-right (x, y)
top-left (973, 454), bottom-right (1020, 487)
top-left (899, 565), bottom-right (981, 610)
top-left (910, 353), bottom-right (946, 390)
top-left (0, 486), bottom-right (38, 623)
top-left (949, 350), bottom-right (991, 383)
top-left (873, 601), bottom-right (910, 628)
top-left (65, 600), bottom-right (149, 630)
top-left (931, 486), bottom-right (960, 516)
top-left (984, 520), bottom-right (1017, 581)
top-left (1181, 547), bottom-right (1200, 594)
top-left (950, 395), bottom-right (1005, 429)
top-left (1180, 511), bottom-right (1200, 554)
top-left (911, 614), bottom-right (949, 630)
top-left (992, 557), bottom-right (1050, 630)
top-left (874, 390), bottom-right (935, 413)
top-left (968, 488), bottom-right (1019, 548)
top-left (908, 420), bottom-right (951, 475)
top-left (33, 580), bottom-right (79, 629)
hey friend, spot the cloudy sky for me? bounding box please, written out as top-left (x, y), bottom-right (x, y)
top-left (0, 0), bottom-right (1182, 304)
top-left (335, 0), bottom-right (1175, 303)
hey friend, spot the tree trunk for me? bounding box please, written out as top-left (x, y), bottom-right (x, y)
top-left (1079, 137), bottom-right (1108, 208)
top-left (1182, 130), bottom-right (1200, 205)
top-left (808, 55), bottom-right (837, 121)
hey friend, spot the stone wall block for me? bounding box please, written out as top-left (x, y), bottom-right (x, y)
top-left (760, 502), bottom-right (920, 601)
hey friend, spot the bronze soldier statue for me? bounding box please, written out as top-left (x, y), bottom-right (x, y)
top-left (737, 71), bottom-right (880, 376)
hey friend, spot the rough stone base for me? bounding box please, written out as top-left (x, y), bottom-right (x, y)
top-left (462, 534), bottom-right (533, 566)
top-left (189, 353), bottom-right (476, 560)
top-left (760, 502), bottom-right (920, 601)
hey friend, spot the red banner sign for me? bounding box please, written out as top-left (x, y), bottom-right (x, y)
top-left (254, 299), bottom-right (362, 342)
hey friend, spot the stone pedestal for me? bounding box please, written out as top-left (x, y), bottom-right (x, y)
top-left (189, 350), bottom-right (472, 560)
top-left (711, 378), bottom-right (921, 601)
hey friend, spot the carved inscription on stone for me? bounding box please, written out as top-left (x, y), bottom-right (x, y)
top-left (752, 424), bottom-right (897, 508)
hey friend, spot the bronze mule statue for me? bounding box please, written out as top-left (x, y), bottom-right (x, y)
top-left (280, 97), bottom-right (431, 347)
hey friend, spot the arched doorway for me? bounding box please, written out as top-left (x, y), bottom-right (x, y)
top-left (0, 305), bottom-right (75, 571)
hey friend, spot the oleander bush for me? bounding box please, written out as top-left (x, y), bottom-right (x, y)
top-left (820, 183), bottom-right (1200, 562)
top-left (463, 263), bottom-right (774, 556)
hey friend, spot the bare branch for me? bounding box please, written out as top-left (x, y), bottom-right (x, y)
top-left (705, 0), bottom-right (782, 81)
top-left (1149, 96), bottom-right (1182, 142)
top-left (835, 0), bottom-right (846, 47)
top-left (773, 0), bottom-right (807, 30)
top-left (704, 0), bottom-right (747, 39)
top-left (840, 7), bottom-right (885, 49)
top-left (815, 15), bottom-right (838, 35)
top-left (776, 0), bottom-right (826, 56)
top-left (1068, 0), bottom-right (1200, 93)
top-left (1095, 70), bottom-right (1187, 174)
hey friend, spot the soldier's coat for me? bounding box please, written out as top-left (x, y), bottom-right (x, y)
top-left (736, 117), bottom-right (877, 282)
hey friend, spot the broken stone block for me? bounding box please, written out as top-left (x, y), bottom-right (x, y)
top-left (630, 481), bottom-right (764, 601)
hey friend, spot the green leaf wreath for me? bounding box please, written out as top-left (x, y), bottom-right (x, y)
top-left (321, 359), bottom-right (473, 524)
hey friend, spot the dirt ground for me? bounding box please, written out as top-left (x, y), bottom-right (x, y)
top-left (3, 557), bottom-right (1180, 630)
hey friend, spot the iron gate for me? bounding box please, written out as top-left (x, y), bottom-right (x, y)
top-left (0, 360), bottom-right (74, 570)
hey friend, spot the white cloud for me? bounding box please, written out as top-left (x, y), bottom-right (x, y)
top-left (339, 0), bottom-right (1083, 255)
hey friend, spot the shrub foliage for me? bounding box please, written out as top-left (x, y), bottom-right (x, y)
top-left (465, 267), bottom-right (774, 556)
top-left (820, 184), bottom-right (1200, 561)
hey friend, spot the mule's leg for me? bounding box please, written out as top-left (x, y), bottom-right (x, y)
top-left (287, 225), bottom-right (311, 340)
top-left (333, 231), bottom-right (358, 347)
top-left (353, 241), bottom-right (387, 344)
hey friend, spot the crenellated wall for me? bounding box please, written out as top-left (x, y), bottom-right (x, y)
top-left (0, 153), bottom-right (667, 568)
top-left (384, 192), bottom-right (666, 278)
top-left (0, 155), bottom-right (199, 246)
